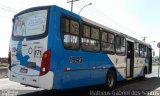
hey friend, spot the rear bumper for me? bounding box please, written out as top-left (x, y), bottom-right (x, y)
top-left (8, 70), bottom-right (54, 89)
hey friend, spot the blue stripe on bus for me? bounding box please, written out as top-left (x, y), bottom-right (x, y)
top-left (16, 41), bottom-right (30, 67)
top-left (12, 41), bottom-right (40, 71)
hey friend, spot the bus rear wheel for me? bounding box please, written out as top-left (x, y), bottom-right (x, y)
top-left (106, 69), bottom-right (116, 89)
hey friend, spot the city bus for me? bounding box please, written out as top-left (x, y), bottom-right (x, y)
top-left (8, 5), bottom-right (152, 90)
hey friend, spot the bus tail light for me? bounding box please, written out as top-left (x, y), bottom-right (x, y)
top-left (39, 50), bottom-right (51, 76)
top-left (8, 51), bottom-right (11, 70)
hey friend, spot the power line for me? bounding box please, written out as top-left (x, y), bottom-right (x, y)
top-left (0, 4), bottom-right (19, 13)
top-left (77, 6), bottom-right (114, 28)
top-left (78, 1), bottom-right (144, 37)
top-left (75, 2), bottom-right (115, 28)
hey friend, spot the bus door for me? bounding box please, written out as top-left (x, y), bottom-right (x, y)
top-left (148, 48), bottom-right (152, 73)
top-left (126, 41), bottom-right (134, 80)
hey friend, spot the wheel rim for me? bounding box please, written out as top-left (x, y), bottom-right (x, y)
top-left (108, 72), bottom-right (114, 87)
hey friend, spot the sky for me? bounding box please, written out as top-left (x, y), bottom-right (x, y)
top-left (0, 0), bottom-right (160, 57)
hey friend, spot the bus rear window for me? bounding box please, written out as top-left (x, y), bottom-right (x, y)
top-left (13, 9), bottom-right (48, 39)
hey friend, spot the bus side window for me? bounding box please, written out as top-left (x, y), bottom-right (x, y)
top-left (115, 36), bottom-right (126, 55)
top-left (70, 20), bottom-right (79, 35)
top-left (61, 18), bottom-right (69, 33)
top-left (121, 37), bottom-right (126, 54)
top-left (139, 44), bottom-right (146, 57)
top-left (115, 36), bottom-right (121, 53)
top-left (134, 43), bottom-right (139, 57)
top-left (90, 27), bottom-right (100, 51)
top-left (101, 31), bottom-right (115, 53)
top-left (139, 44), bottom-right (142, 57)
top-left (61, 17), bottom-right (80, 50)
top-left (144, 46), bottom-right (147, 57)
top-left (81, 24), bottom-right (100, 52)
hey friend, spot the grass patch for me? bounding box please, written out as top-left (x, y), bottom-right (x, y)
top-left (0, 63), bottom-right (8, 67)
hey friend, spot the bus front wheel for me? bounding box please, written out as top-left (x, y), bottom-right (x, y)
top-left (106, 69), bottom-right (116, 89)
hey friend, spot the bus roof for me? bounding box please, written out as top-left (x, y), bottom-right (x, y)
top-left (14, 5), bottom-right (151, 48)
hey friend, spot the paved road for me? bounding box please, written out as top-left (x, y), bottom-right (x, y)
top-left (0, 66), bottom-right (160, 96)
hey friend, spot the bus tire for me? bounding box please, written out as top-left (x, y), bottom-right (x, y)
top-left (106, 69), bottom-right (116, 89)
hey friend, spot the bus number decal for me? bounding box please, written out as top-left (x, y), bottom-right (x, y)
top-left (34, 47), bottom-right (42, 58)
top-left (35, 50), bottom-right (42, 56)
top-left (69, 56), bottom-right (83, 63)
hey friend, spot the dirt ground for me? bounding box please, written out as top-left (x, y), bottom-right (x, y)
top-left (0, 72), bottom-right (7, 79)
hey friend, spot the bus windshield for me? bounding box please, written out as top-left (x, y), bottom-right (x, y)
top-left (13, 9), bottom-right (48, 37)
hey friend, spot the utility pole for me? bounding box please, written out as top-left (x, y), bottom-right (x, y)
top-left (67, 0), bottom-right (79, 12)
top-left (141, 37), bottom-right (147, 42)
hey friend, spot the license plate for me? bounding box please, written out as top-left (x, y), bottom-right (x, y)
top-left (20, 68), bottom-right (28, 73)
top-left (27, 62), bottom-right (36, 68)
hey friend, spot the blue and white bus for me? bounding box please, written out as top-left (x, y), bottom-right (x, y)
top-left (8, 5), bottom-right (152, 90)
